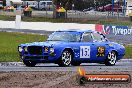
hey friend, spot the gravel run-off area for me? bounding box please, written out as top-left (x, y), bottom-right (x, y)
top-left (0, 71), bottom-right (132, 88)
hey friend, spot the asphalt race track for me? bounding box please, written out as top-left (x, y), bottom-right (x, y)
top-left (0, 59), bottom-right (132, 72)
top-left (0, 28), bottom-right (53, 35)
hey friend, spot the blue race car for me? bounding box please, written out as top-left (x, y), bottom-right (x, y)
top-left (18, 29), bottom-right (125, 67)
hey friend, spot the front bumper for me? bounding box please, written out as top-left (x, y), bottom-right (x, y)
top-left (19, 46), bottom-right (56, 62)
top-left (20, 54), bottom-right (56, 63)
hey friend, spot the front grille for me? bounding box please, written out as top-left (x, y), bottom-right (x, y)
top-left (28, 46), bottom-right (42, 55)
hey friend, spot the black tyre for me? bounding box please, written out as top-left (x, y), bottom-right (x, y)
top-left (58, 50), bottom-right (72, 67)
top-left (105, 51), bottom-right (117, 66)
top-left (23, 60), bottom-right (36, 67)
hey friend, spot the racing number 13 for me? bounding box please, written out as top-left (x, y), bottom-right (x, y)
top-left (80, 46), bottom-right (90, 58)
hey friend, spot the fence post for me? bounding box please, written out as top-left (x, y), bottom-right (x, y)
top-left (15, 15), bottom-right (21, 29)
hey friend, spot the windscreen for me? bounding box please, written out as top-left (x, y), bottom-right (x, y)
top-left (47, 32), bottom-right (81, 42)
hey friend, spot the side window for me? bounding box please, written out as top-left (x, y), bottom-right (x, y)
top-left (47, 2), bottom-right (52, 5)
top-left (82, 33), bottom-right (92, 42)
top-left (41, 2), bottom-right (46, 5)
top-left (92, 33), bottom-right (106, 42)
top-left (100, 34), bottom-right (106, 42)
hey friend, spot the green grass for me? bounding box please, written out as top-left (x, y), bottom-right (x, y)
top-left (0, 15), bottom-right (15, 21)
top-left (0, 15), bottom-right (132, 26)
top-left (124, 45), bottom-right (132, 59)
top-left (0, 32), bottom-right (47, 62)
top-left (0, 32), bottom-right (131, 62)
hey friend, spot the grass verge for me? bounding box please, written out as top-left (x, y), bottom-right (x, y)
top-left (0, 32), bottom-right (131, 62)
top-left (124, 45), bottom-right (132, 59)
top-left (0, 15), bottom-right (132, 26)
top-left (0, 32), bottom-right (47, 62)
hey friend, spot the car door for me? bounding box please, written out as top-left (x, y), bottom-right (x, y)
top-left (91, 32), bottom-right (109, 62)
top-left (79, 32), bottom-right (96, 63)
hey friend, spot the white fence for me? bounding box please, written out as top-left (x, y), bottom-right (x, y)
top-left (0, 20), bottom-right (96, 31)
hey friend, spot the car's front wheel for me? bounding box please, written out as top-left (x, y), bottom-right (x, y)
top-left (105, 51), bottom-right (117, 66)
top-left (23, 60), bottom-right (36, 67)
top-left (58, 50), bottom-right (72, 67)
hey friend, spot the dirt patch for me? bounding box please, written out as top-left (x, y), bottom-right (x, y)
top-left (0, 71), bottom-right (132, 88)
top-left (0, 72), bottom-right (69, 88)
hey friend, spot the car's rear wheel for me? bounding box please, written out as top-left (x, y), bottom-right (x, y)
top-left (105, 51), bottom-right (117, 66)
top-left (23, 60), bottom-right (36, 67)
top-left (58, 50), bottom-right (72, 67)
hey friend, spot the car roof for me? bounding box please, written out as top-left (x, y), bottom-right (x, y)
top-left (56, 29), bottom-right (94, 33)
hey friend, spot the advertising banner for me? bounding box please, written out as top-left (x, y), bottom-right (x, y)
top-left (95, 24), bottom-right (132, 35)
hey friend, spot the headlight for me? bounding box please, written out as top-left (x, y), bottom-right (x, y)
top-left (44, 47), bottom-right (49, 52)
top-left (18, 47), bottom-right (23, 52)
top-left (50, 48), bottom-right (54, 53)
top-left (24, 46), bottom-right (28, 52)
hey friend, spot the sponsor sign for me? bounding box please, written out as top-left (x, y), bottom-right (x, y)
top-left (80, 46), bottom-right (90, 58)
top-left (97, 46), bottom-right (105, 57)
top-left (77, 67), bottom-right (131, 84)
top-left (95, 24), bottom-right (132, 35)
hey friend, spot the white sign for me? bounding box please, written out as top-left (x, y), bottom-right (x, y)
top-left (80, 46), bottom-right (90, 58)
